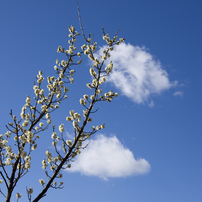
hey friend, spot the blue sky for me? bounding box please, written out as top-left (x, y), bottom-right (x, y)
top-left (0, 0), bottom-right (202, 202)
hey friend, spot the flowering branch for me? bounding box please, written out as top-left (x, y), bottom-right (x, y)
top-left (0, 7), bottom-right (125, 201)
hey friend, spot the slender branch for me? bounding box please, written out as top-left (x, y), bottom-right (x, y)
top-left (0, 161), bottom-right (10, 181)
top-left (77, 2), bottom-right (87, 41)
top-left (0, 171), bottom-right (8, 189)
top-left (0, 188), bottom-right (6, 198)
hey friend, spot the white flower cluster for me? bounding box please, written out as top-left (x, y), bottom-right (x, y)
top-left (66, 110), bottom-right (81, 123)
top-left (59, 124), bottom-right (64, 132)
top-left (25, 96), bottom-right (31, 107)
top-left (87, 34), bottom-right (120, 102)
top-left (82, 42), bottom-right (97, 60)
top-left (25, 131), bottom-right (34, 143)
top-left (66, 110), bottom-right (82, 133)
top-left (102, 31), bottom-right (125, 46)
top-left (46, 75), bottom-right (69, 101)
top-left (37, 71), bottom-right (44, 84)
top-left (45, 150), bottom-right (53, 164)
top-left (42, 159), bottom-right (47, 169)
top-left (100, 90), bottom-right (118, 102)
top-left (105, 62), bottom-right (113, 75)
top-left (79, 94), bottom-right (89, 105)
top-left (24, 155), bottom-right (31, 169)
top-left (51, 132), bottom-right (57, 139)
top-left (57, 25), bottom-right (81, 65)
top-left (0, 134), bottom-right (17, 166)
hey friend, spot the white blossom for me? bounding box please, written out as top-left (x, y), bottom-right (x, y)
top-left (59, 124), bottom-right (64, 132)
top-left (52, 132), bottom-right (57, 139)
top-left (66, 140), bottom-right (72, 146)
top-left (79, 98), bottom-right (85, 105)
top-left (39, 122), bottom-right (44, 127)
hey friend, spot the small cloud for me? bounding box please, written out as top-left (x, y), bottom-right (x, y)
top-left (148, 100), bottom-right (154, 108)
top-left (65, 131), bottom-right (74, 139)
top-left (173, 91), bottom-right (183, 97)
top-left (66, 134), bottom-right (150, 180)
top-left (95, 43), bottom-right (177, 104)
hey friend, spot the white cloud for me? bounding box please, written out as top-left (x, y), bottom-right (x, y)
top-left (66, 134), bottom-right (150, 180)
top-left (65, 131), bottom-right (74, 139)
top-left (95, 43), bottom-right (177, 104)
top-left (148, 100), bottom-right (154, 108)
top-left (173, 91), bottom-right (183, 97)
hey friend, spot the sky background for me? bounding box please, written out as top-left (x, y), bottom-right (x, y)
top-left (0, 0), bottom-right (202, 202)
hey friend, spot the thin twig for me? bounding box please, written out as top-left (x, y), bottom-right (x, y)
top-left (77, 2), bottom-right (87, 41)
top-left (0, 188), bottom-right (6, 198)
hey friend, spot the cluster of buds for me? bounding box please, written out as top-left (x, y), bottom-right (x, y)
top-left (25, 96), bottom-right (31, 107)
top-left (42, 159), bottom-right (48, 169)
top-left (24, 155), bottom-right (31, 169)
top-left (0, 134), bottom-right (17, 167)
top-left (25, 131), bottom-right (34, 143)
top-left (67, 111), bottom-right (81, 132)
top-left (79, 94), bottom-right (89, 106)
top-left (91, 124), bottom-right (105, 131)
top-left (66, 110), bottom-right (81, 123)
top-left (81, 42), bottom-right (97, 59)
top-left (100, 90), bottom-right (118, 102)
top-left (96, 124), bottom-right (105, 130)
top-left (59, 124), bottom-right (64, 132)
top-left (0, 134), bottom-right (8, 148)
top-left (20, 106), bottom-right (26, 119)
top-left (105, 62), bottom-right (113, 75)
top-left (45, 150), bottom-right (53, 164)
top-left (37, 71), bottom-right (44, 84)
top-left (102, 31), bottom-right (125, 46)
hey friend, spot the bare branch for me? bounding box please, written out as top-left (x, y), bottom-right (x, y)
top-left (77, 2), bottom-right (87, 41)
